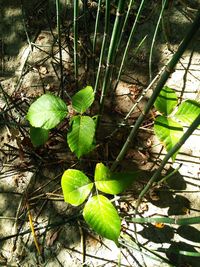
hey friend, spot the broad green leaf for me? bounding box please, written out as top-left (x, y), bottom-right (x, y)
top-left (174, 100), bottom-right (200, 127)
top-left (154, 116), bottom-right (183, 161)
top-left (72, 86), bottom-right (94, 114)
top-left (30, 127), bottom-right (49, 147)
top-left (67, 115), bottom-right (95, 158)
top-left (26, 94), bottom-right (68, 130)
top-left (94, 163), bottom-right (137, 194)
top-left (83, 195), bottom-right (121, 243)
top-left (61, 169), bottom-right (93, 206)
top-left (154, 86), bottom-right (178, 116)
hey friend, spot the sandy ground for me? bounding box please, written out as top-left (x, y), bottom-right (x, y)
top-left (0, 1), bottom-right (200, 266)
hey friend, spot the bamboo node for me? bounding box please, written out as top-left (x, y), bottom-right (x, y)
top-left (116, 11), bottom-right (124, 17)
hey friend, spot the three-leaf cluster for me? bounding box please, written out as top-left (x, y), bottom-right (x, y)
top-left (26, 86), bottom-right (96, 158)
top-left (61, 163), bottom-right (138, 243)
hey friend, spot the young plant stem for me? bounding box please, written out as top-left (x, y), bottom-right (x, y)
top-left (149, 0), bottom-right (167, 82)
top-left (92, 0), bottom-right (102, 86)
top-left (74, 0), bottom-right (79, 87)
top-left (115, 0), bottom-right (135, 53)
top-left (114, 0), bottom-right (146, 90)
top-left (111, 9), bottom-right (200, 171)
top-left (135, 112), bottom-right (200, 212)
top-left (56, 0), bottom-right (64, 96)
top-left (94, 0), bottom-right (110, 94)
top-left (97, 0), bottom-right (126, 126)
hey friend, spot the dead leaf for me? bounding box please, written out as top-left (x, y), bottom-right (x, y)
top-left (46, 229), bottom-right (60, 247)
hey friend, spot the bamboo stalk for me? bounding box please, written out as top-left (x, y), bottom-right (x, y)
top-left (92, 0), bottom-right (102, 86)
top-left (127, 215), bottom-right (200, 225)
top-left (97, 0), bottom-right (126, 125)
top-left (135, 112), bottom-right (200, 211)
top-left (56, 0), bottom-right (64, 96)
top-left (149, 0), bottom-right (167, 82)
top-left (111, 9), bottom-right (200, 171)
top-left (114, 0), bottom-right (146, 90)
top-left (94, 0), bottom-right (110, 94)
top-left (74, 0), bottom-right (79, 87)
top-left (115, 0), bottom-right (135, 53)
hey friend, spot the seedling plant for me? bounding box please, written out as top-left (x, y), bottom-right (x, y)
top-left (26, 84), bottom-right (200, 244)
top-left (25, 1), bottom-right (200, 251)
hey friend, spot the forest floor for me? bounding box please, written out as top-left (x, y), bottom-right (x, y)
top-left (0, 1), bottom-right (200, 266)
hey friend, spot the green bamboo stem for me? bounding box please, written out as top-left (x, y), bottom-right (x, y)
top-left (114, 0), bottom-right (146, 90)
top-left (56, 0), bottom-right (64, 96)
top-left (94, 0), bottom-right (110, 94)
top-left (115, 0), bottom-right (135, 53)
top-left (135, 112), bottom-right (200, 211)
top-left (92, 0), bottom-right (102, 87)
top-left (98, 0), bottom-right (125, 124)
top-left (92, 0), bottom-right (102, 54)
top-left (111, 9), bottom-right (200, 171)
top-left (157, 164), bottom-right (182, 186)
top-left (127, 215), bottom-right (200, 225)
top-left (149, 0), bottom-right (167, 82)
top-left (74, 0), bottom-right (79, 87)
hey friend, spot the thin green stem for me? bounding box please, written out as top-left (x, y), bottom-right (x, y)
top-left (92, 0), bottom-right (102, 87)
top-left (115, 0), bottom-right (135, 53)
top-left (111, 9), bottom-right (200, 171)
top-left (157, 164), bottom-right (182, 186)
top-left (114, 0), bottom-right (146, 90)
top-left (74, 0), bottom-right (79, 87)
top-left (94, 0), bottom-right (110, 94)
top-left (149, 0), bottom-right (167, 82)
top-left (127, 215), bottom-right (200, 225)
top-left (56, 0), bottom-right (64, 96)
top-left (97, 0), bottom-right (125, 126)
top-left (135, 112), bottom-right (200, 211)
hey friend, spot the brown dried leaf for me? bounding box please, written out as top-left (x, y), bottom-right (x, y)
top-left (46, 229), bottom-right (60, 247)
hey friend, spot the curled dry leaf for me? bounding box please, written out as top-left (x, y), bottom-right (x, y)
top-left (46, 229), bottom-right (60, 247)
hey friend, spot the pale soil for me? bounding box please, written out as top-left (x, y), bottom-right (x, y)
top-left (0, 1), bottom-right (200, 266)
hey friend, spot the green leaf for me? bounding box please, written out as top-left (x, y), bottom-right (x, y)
top-left (26, 94), bottom-right (68, 130)
top-left (154, 116), bottom-right (183, 161)
top-left (83, 195), bottom-right (121, 243)
top-left (30, 127), bottom-right (49, 147)
top-left (154, 86), bottom-right (178, 115)
top-left (94, 163), bottom-right (137, 194)
top-left (72, 86), bottom-right (94, 114)
top-left (67, 115), bottom-right (95, 158)
top-left (61, 169), bottom-right (93, 206)
top-left (174, 100), bottom-right (200, 127)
